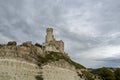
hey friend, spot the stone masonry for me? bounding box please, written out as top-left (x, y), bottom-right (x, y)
top-left (43, 28), bottom-right (64, 53)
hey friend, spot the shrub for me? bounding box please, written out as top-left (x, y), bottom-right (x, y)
top-left (82, 71), bottom-right (94, 80)
top-left (7, 41), bottom-right (17, 46)
top-left (36, 52), bottom-right (86, 69)
top-left (35, 43), bottom-right (42, 48)
top-left (114, 68), bottom-right (120, 80)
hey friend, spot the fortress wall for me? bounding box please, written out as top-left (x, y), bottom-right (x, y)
top-left (42, 65), bottom-right (85, 80)
top-left (0, 58), bottom-right (40, 80)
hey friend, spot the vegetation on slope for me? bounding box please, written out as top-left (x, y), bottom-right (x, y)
top-left (36, 51), bottom-right (86, 69)
top-left (114, 68), bottom-right (120, 80)
top-left (35, 43), bottom-right (42, 48)
top-left (90, 67), bottom-right (120, 80)
top-left (82, 71), bottom-right (95, 80)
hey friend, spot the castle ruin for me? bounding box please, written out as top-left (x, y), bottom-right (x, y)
top-left (43, 28), bottom-right (64, 53)
top-left (0, 28), bottom-right (88, 80)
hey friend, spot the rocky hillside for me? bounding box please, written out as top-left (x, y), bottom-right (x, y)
top-left (0, 41), bottom-right (101, 80)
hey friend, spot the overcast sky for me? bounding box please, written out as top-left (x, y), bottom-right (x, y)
top-left (0, 0), bottom-right (120, 68)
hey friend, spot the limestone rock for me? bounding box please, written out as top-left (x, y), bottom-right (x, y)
top-left (22, 41), bottom-right (32, 47)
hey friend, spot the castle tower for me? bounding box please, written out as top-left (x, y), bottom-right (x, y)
top-left (43, 28), bottom-right (64, 53)
top-left (46, 28), bottom-right (55, 42)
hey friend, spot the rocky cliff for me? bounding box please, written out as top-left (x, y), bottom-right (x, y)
top-left (0, 41), bottom-right (101, 80)
top-left (0, 28), bottom-right (101, 80)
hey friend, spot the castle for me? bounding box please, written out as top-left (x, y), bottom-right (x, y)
top-left (0, 28), bottom-right (95, 80)
top-left (43, 28), bottom-right (64, 53)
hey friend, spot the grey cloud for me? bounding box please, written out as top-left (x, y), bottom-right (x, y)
top-left (92, 0), bottom-right (120, 34)
top-left (94, 57), bottom-right (120, 67)
top-left (95, 58), bottom-right (120, 62)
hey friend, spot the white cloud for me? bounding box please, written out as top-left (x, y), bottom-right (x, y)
top-left (74, 45), bottom-right (120, 68)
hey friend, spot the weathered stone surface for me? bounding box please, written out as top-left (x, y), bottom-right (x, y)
top-left (0, 44), bottom-right (43, 60)
top-left (0, 42), bottom-right (86, 80)
top-left (42, 64), bottom-right (85, 80)
top-left (0, 57), bottom-right (86, 80)
top-left (0, 58), bottom-right (40, 80)
top-left (43, 28), bottom-right (64, 53)
top-left (22, 41), bottom-right (32, 47)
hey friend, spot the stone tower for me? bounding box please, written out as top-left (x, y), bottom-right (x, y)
top-left (46, 28), bottom-right (55, 42)
top-left (43, 28), bottom-right (64, 53)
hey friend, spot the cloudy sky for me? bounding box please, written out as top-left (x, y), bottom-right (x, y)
top-left (0, 0), bottom-right (120, 68)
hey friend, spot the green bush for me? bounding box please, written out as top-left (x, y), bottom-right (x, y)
top-left (99, 67), bottom-right (115, 80)
top-left (91, 67), bottom-right (115, 80)
top-left (35, 43), bottom-right (42, 48)
top-left (114, 68), bottom-right (120, 80)
top-left (82, 71), bottom-right (94, 80)
top-left (36, 52), bottom-right (85, 69)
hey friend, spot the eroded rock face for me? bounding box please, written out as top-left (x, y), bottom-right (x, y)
top-left (0, 58), bottom-right (85, 80)
top-left (0, 58), bottom-right (40, 80)
top-left (0, 42), bottom-right (44, 62)
top-left (39, 60), bottom-right (85, 80)
top-left (0, 42), bottom-right (86, 80)
top-left (42, 62), bottom-right (85, 80)
top-left (0, 42), bottom-right (44, 80)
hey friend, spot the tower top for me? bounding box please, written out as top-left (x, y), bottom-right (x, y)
top-left (46, 28), bottom-right (53, 33)
top-left (46, 28), bottom-right (54, 42)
